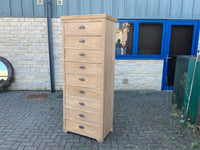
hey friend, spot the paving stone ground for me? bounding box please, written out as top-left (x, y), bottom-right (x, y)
top-left (0, 91), bottom-right (200, 150)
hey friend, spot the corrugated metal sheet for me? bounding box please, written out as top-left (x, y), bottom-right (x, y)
top-left (0, 0), bottom-right (200, 19)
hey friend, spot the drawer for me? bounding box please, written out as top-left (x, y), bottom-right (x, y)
top-left (65, 74), bottom-right (101, 89)
top-left (65, 96), bottom-right (100, 113)
top-left (64, 62), bottom-right (101, 76)
top-left (64, 49), bottom-right (103, 63)
top-left (66, 119), bottom-right (99, 139)
top-left (66, 108), bottom-right (100, 125)
top-left (64, 36), bottom-right (102, 49)
top-left (64, 22), bottom-right (103, 35)
top-left (65, 85), bottom-right (102, 100)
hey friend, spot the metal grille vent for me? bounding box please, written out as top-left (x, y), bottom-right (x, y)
top-left (57, 0), bottom-right (63, 5)
top-left (37, 0), bottom-right (43, 5)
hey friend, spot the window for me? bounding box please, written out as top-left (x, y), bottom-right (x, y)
top-left (170, 25), bottom-right (194, 56)
top-left (138, 23), bottom-right (163, 55)
top-left (115, 20), bottom-right (166, 59)
top-left (116, 22), bottom-right (134, 55)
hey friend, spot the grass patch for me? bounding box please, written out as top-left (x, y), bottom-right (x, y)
top-left (131, 94), bottom-right (136, 98)
top-left (50, 95), bottom-right (57, 99)
top-left (79, 144), bottom-right (85, 148)
top-left (146, 91), bottom-right (152, 96)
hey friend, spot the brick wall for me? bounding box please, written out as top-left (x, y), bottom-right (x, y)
top-left (1, 18), bottom-right (198, 91)
top-left (0, 18), bottom-right (63, 90)
top-left (114, 60), bottom-right (163, 90)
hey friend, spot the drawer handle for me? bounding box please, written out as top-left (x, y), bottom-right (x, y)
top-left (79, 90), bottom-right (85, 94)
top-left (79, 39), bottom-right (85, 43)
top-left (79, 125), bottom-right (84, 129)
top-left (79, 52), bottom-right (85, 56)
top-left (79, 66), bottom-right (85, 69)
top-left (79, 114), bottom-right (85, 118)
top-left (79, 25), bottom-right (85, 29)
top-left (79, 102), bottom-right (85, 106)
top-left (79, 78), bottom-right (85, 81)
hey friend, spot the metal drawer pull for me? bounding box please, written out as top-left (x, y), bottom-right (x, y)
top-left (79, 52), bottom-right (85, 56)
top-left (79, 125), bottom-right (84, 129)
top-left (79, 25), bottom-right (85, 29)
top-left (79, 90), bottom-right (85, 94)
top-left (79, 114), bottom-right (85, 118)
top-left (79, 39), bottom-right (85, 43)
top-left (79, 66), bottom-right (85, 69)
top-left (79, 78), bottom-right (85, 81)
top-left (79, 102), bottom-right (85, 105)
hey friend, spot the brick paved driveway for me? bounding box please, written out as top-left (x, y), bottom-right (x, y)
top-left (0, 91), bottom-right (199, 150)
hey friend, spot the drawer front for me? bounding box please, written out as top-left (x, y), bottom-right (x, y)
top-left (64, 22), bottom-right (103, 35)
top-left (65, 96), bottom-right (100, 113)
top-left (65, 74), bottom-right (101, 89)
top-left (65, 86), bottom-right (101, 100)
top-left (66, 108), bottom-right (100, 125)
top-left (66, 119), bottom-right (99, 139)
top-left (64, 36), bottom-right (102, 49)
top-left (64, 62), bottom-right (101, 76)
top-left (64, 49), bottom-right (103, 63)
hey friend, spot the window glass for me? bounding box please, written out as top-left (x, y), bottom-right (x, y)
top-left (170, 25), bottom-right (193, 56)
top-left (138, 23), bottom-right (163, 55)
top-left (116, 23), bottom-right (133, 55)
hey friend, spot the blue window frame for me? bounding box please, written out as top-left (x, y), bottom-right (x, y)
top-left (115, 20), bottom-right (136, 59)
top-left (115, 20), bottom-right (199, 60)
top-left (134, 20), bottom-right (166, 59)
top-left (161, 20), bottom-right (199, 91)
top-left (116, 20), bottom-right (167, 59)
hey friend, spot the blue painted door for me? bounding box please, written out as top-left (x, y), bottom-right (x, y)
top-left (162, 21), bottom-right (199, 90)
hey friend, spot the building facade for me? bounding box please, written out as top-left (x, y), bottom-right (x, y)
top-left (0, 0), bottom-right (200, 91)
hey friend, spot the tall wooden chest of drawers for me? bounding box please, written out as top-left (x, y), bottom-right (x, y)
top-left (61, 14), bottom-right (117, 143)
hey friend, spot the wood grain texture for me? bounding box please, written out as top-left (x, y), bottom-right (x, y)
top-left (64, 61), bottom-right (102, 76)
top-left (65, 74), bottom-right (101, 89)
top-left (66, 108), bottom-right (100, 125)
top-left (62, 21), bottom-right (67, 132)
top-left (66, 119), bottom-right (100, 139)
top-left (64, 22), bottom-right (103, 36)
top-left (64, 36), bottom-right (103, 50)
top-left (61, 14), bottom-right (116, 143)
top-left (102, 19), bottom-right (116, 140)
top-left (65, 96), bottom-right (101, 113)
top-left (64, 49), bottom-right (103, 63)
top-left (65, 85), bottom-right (102, 100)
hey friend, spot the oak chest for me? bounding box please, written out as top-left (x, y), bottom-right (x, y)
top-left (61, 14), bottom-right (117, 143)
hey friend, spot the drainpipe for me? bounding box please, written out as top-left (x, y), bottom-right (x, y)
top-left (47, 0), bottom-right (55, 93)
